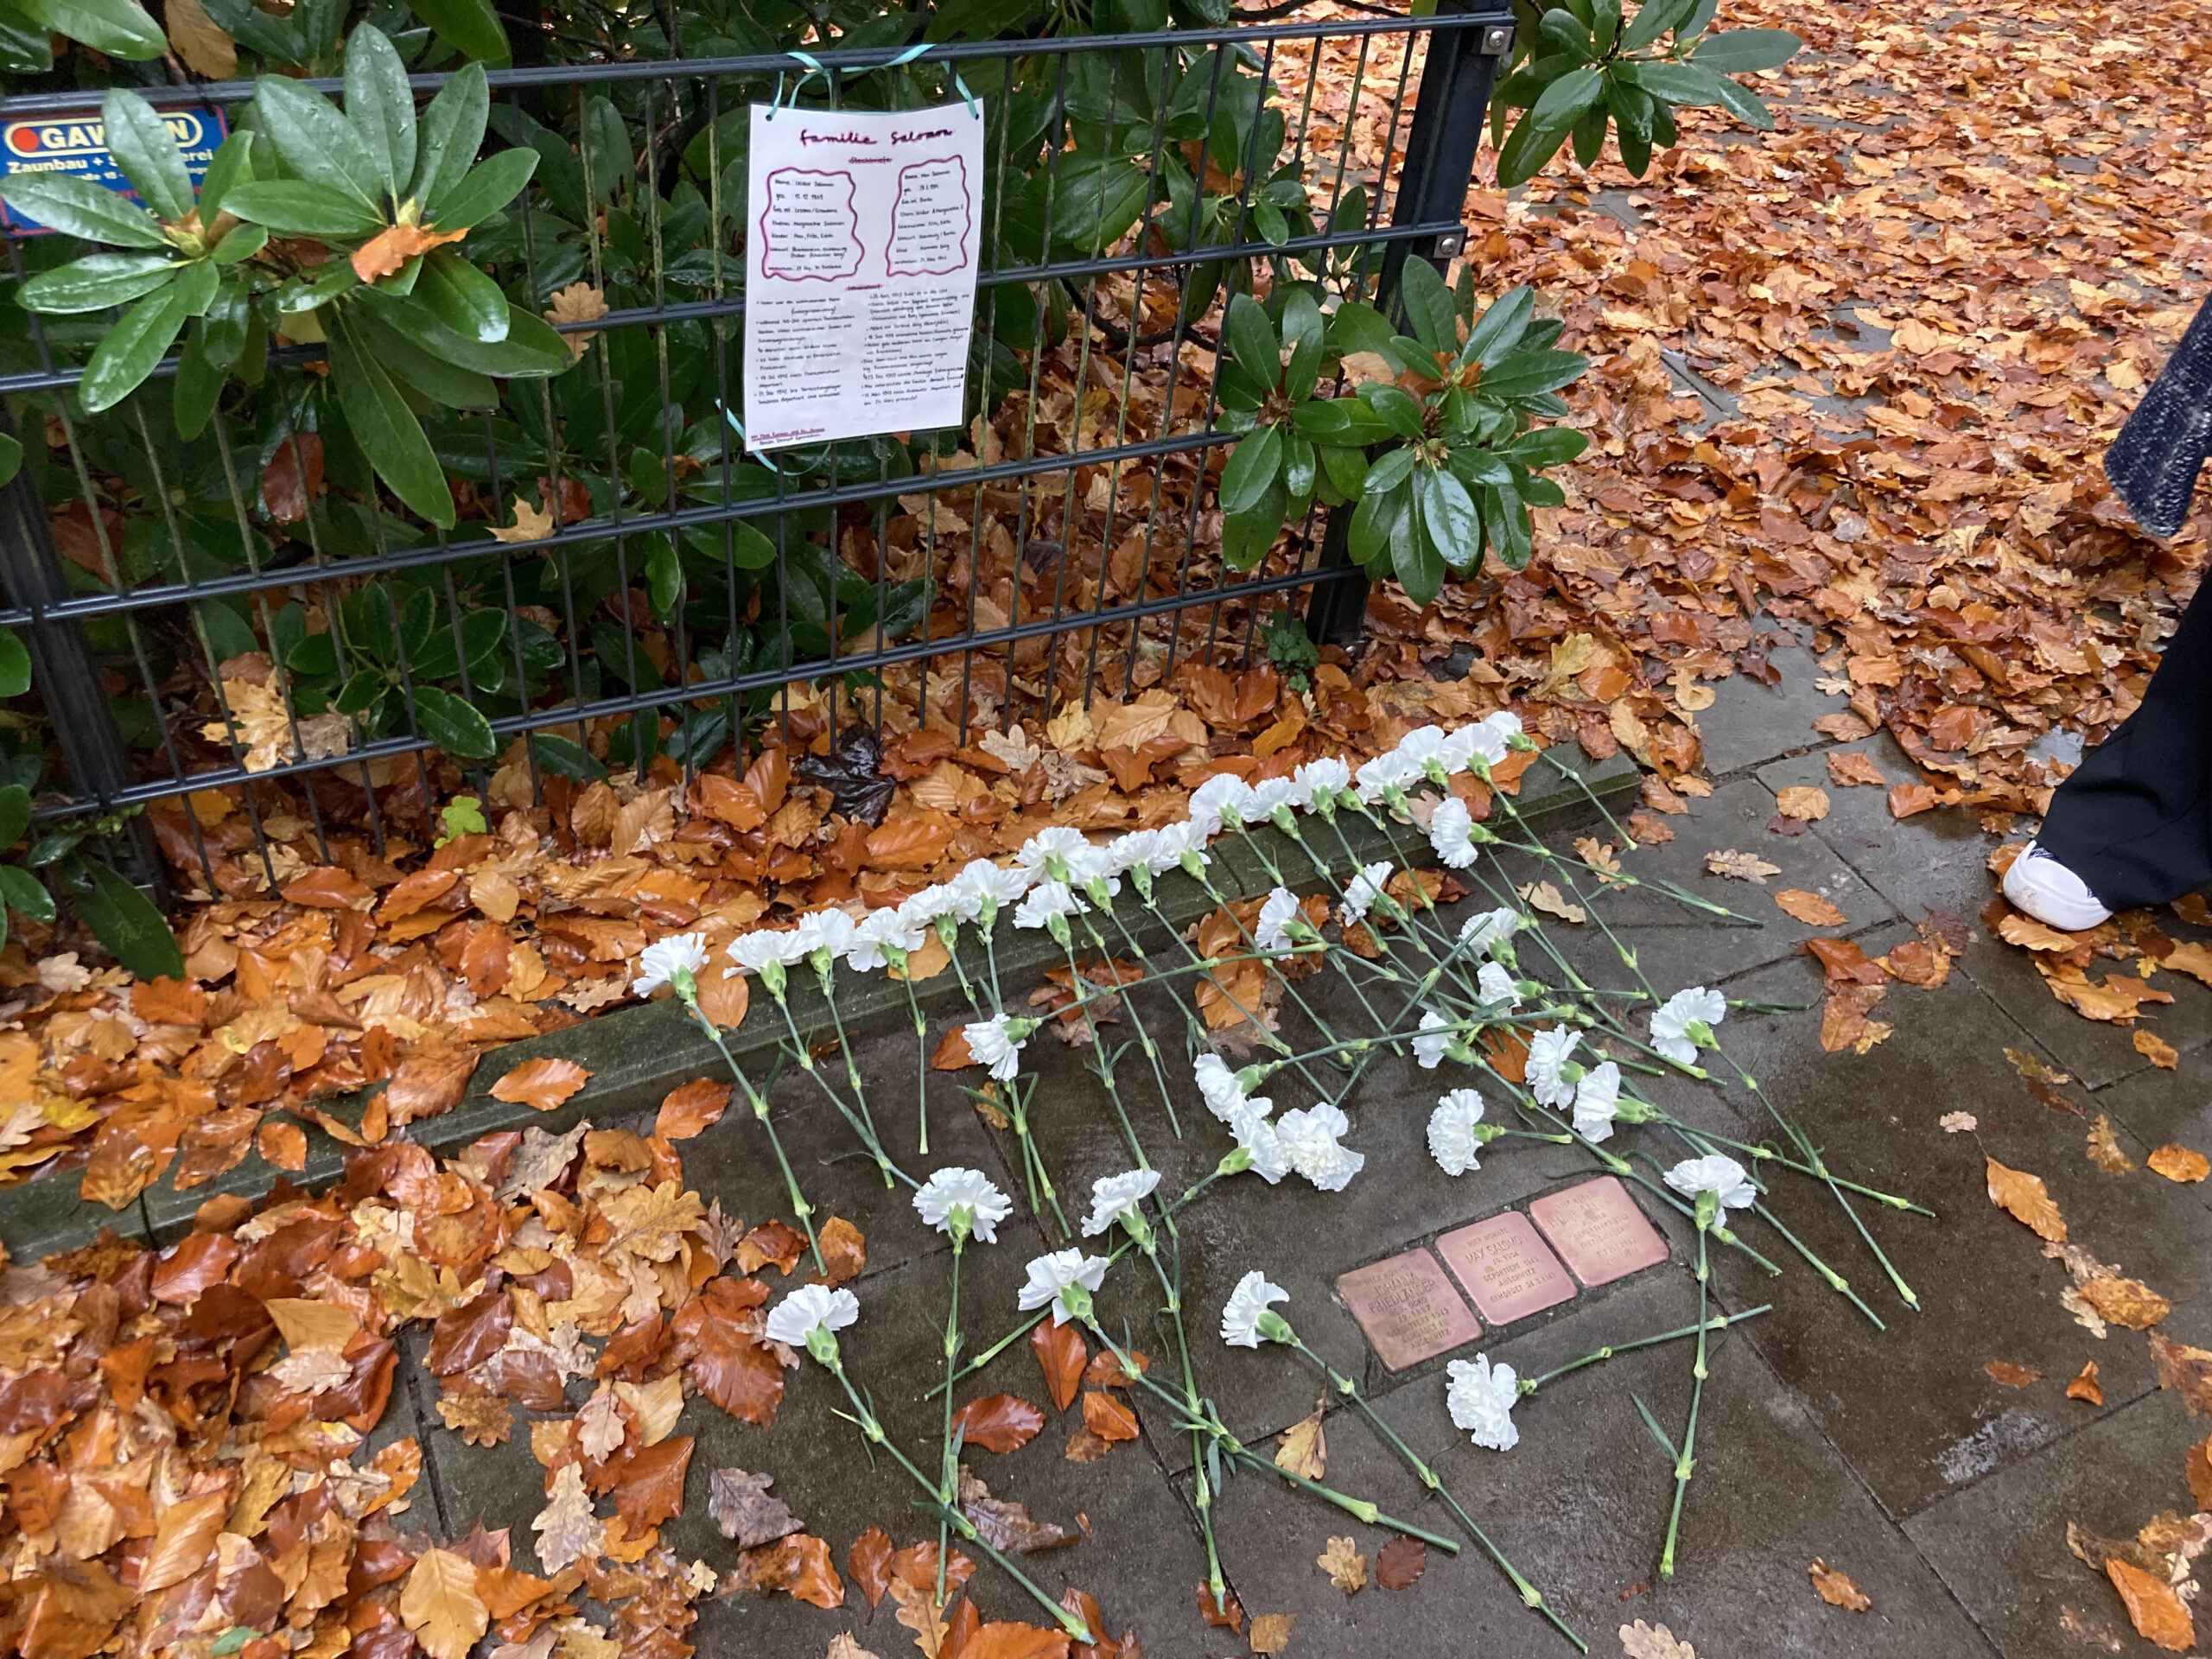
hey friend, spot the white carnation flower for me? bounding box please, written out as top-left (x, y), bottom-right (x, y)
top-left (1524, 1027), bottom-right (1580, 1109)
top-left (1014, 827), bottom-right (1089, 876)
top-left (1187, 774), bottom-right (1255, 838)
top-left (1428, 797), bottom-right (1478, 869)
top-left (728, 929), bottom-right (809, 975)
top-left (1571, 1061), bottom-right (1622, 1144)
top-left (1230, 1106), bottom-right (1292, 1183)
top-left (1446, 1354), bottom-right (1520, 1451)
top-left (1411, 1008), bottom-right (1453, 1070)
top-left (1459, 906), bottom-right (1522, 957)
top-left (1017, 1249), bottom-right (1109, 1325)
top-left (1254, 886), bottom-right (1304, 952)
top-left (1339, 861), bottom-right (1393, 927)
top-left (1427, 1088), bottom-right (1488, 1176)
top-left (1245, 777), bottom-right (1299, 821)
top-left (846, 906), bottom-right (928, 972)
top-left (1014, 880), bottom-right (1084, 930)
top-left (1194, 1052), bottom-right (1249, 1121)
top-left (1650, 986), bottom-right (1727, 1066)
top-left (913, 1166), bottom-right (1013, 1244)
top-left (634, 933), bottom-right (709, 997)
top-left (764, 1284), bottom-right (860, 1349)
top-left (1476, 961), bottom-right (1521, 1010)
top-left (792, 907), bottom-right (855, 963)
top-left (1665, 1154), bottom-right (1756, 1214)
top-left (1080, 1168), bottom-right (1162, 1237)
top-left (963, 1014), bottom-right (1028, 1082)
top-left (1274, 1102), bottom-right (1363, 1192)
top-left (953, 857), bottom-right (1033, 912)
top-left (1220, 1271), bottom-right (1290, 1349)
top-left (1288, 756), bottom-right (1349, 808)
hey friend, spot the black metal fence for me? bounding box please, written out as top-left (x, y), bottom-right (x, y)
top-left (0, 3), bottom-right (1511, 893)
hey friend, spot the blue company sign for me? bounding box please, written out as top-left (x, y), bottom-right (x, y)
top-left (1, 105), bottom-right (227, 235)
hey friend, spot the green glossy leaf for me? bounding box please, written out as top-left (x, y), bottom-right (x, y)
top-left (1363, 384), bottom-right (1427, 441)
top-left (197, 130), bottom-right (252, 225)
top-left (0, 865), bottom-right (53, 923)
top-left (1319, 444), bottom-right (1369, 499)
top-left (646, 538), bottom-right (681, 620)
top-left (1478, 348), bottom-right (1590, 402)
top-left (1397, 256), bottom-right (1457, 358)
top-left (356, 302), bottom-right (498, 408)
top-left (926, 0), bottom-right (1038, 41)
top-left (174, 257), bottom-right (219, 317)
top-left (0, 630), bottom-right (26, 699)
top-left (1363, 446), bottom-right (1416, 494)
top-left (412, 683), bottom-right (497, 759)
top-left (1620, 0), bottom-right (1698, 51)
top-left (252, 74), bottom-right (385, 213)
top-left (18, 251), bottom-right (179, 315)
top-left (1392, 498), bottom-right (1446, 604)
top-left (80, 282), bottom-right (190, 413)
top-left (1415, 463), bottom-right (1481, 569)
top-left (1633, 60), bottom-right (1735, 109)
top-left (74, 861), bottom-right (183, 981)
top-left (414, 248), bottom-right (508, 343)
top-left (428, 148), bottom-right (537, 231)
top-left (0, 4), bottom-right (54, 69)
top-left (1692, 26), bottom-right (1800, 72)
top-left (17, 0), bottom-right (162, 58)
top-left (344, 26), bottom-right (416, 200)
top-left (364, 292), bottom-right (570, 377)
top-left (410, 0), bottom-right (508, 64)
top-left (1460, 284), bottom-right (1535, 370)
top-left (1224, 295), bottom-right (1280, 392)
top-left (1708, 73), bottom-right (1776, 130)
top-left (528, 732), bottom-right (601, 780)
top-left (1508, 425), bottom-right (1590, 467)
top-left (326, 306), bottom-right (456, 526)
top-left (1496, 109), bottom-right (1573, 188)
top-left (411, 63), bottom-right (491, 207)
top-left (211, 222), bottom-right (268, 264)
top-left (1281, 287), bottom-right (1324, 404)
top-left (1282, 433), bottom-right (1316, 504)
top-left (1536, 7), bottom-right (1594, 59)
top-left (173, 322), bottom-right (223, 441)
top-left (0, 433), bottom-right (18, 487)
top-left (224, 180), bottom-right (385, 238)
top-left (1218, 423), bottom-right (1283, 516)
top-left (101, 89), bottom-right (191, 219)
top-left (1529, 64), bottom-right (1605, 134)
top-left (0, 174), bottom-right (166, 247)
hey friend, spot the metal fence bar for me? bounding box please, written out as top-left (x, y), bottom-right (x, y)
top-left (0, 6), bottom-right (1512, 891)
top-left (1306, 0), bottom-right (1514, 647)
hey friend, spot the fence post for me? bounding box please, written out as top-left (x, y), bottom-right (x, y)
top-left (0, 415), bottom-right (165, 892)
top-left (1302, 2), bottom-right (1516, 649)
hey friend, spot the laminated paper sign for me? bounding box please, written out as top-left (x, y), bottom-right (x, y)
top-left (741, 102), bottom-right (985, 451)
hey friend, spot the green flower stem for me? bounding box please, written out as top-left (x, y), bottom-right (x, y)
top-left (899, 968), bottom-right (931, 1155)
top-left (823, 1354), bottom-right (1094, 1643)
top-left (1083, 1319), bottom-right (1459, 1556)
top-left (1227, 819), bottom-right (1401, 1036)
top-left (927, 1164), bottom-right (1234, 1398)
top-left (1721, 1051), bottom-right (1922, 1312)
top-left (1134, 1226), bottom-right (1224, 1604)
top-left (1001, 1075), bottom-right (1071, 1240)
top-left (815, 961), bottom-right (895, 1188)
top-left (1659, 1227), bottom-right (1713, 1580)
top-left (1192, 867), bottom-right (1360, 1060)
top-left (1053, 927), bottom-right (1154, 1176)
top-left (1289, 1339), bottom-right (1583, 1652)
top-left (766, 983), bottom-right (912, 1189)
top-left (681, 995), bottom-right (823, 1272)
top-left (937, 1236), bottom-right (963, 1600)
top-left (1070, 896), bottom-right (1185, 1140)
top-left (1518, 1306), bottom-right (1773, 1393)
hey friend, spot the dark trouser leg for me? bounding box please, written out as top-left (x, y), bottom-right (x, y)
top-left (2037, 575), bottom-right (2212, 911)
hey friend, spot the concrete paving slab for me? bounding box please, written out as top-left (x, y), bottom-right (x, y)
top-left (1904, 1390), bottom-right (2207, 1659)
top-left (1764, 740), bottom-right (2212, 1089)
top-left (1695, 643), bottom-right (1840, 777)
top-left (2088, 1040), bottom-right (2212, 1217)
top-left (1689, 943), bottom-right (2212, 1521)
top-left (1202, 1268), bottom-right (1992, 1658)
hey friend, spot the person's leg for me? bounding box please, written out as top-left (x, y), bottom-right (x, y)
top-left (2028, 572), bottom-right (2212, 913)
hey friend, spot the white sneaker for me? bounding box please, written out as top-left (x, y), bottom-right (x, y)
top-left (2003, 842), bottom-right (2113, 932)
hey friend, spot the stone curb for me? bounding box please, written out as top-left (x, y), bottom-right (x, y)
top-left (4, 753), bottom-right (1638, 1260)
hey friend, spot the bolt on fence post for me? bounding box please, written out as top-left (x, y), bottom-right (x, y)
top-left (1304, 2), bottom-right (1514, 650)
top-left (0, 413), bottom-right (167, 896)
